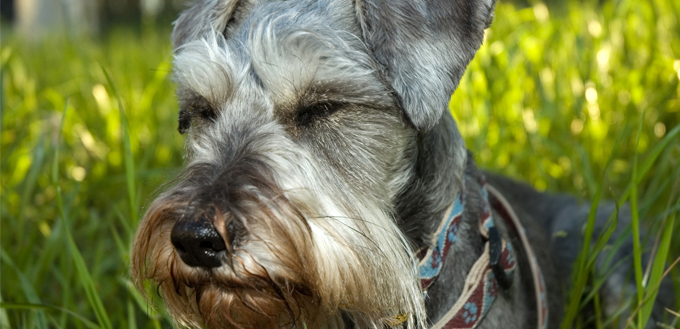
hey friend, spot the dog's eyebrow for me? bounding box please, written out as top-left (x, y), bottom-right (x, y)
top-left (172, 36), bottom-right (237, 105)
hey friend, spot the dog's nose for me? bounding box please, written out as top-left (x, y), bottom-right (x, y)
top-left (171, 218), bottom-right (227, 268)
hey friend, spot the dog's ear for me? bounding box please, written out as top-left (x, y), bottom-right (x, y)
top-left (171, 0), bottom-right (238, 49)
top-left (356, 0), bottom-right (496, 131)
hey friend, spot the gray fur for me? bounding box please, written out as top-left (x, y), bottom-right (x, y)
top-left (356, 0), bottom-right (496, 130)
top-left (130, 0), bottom-right (673, 328)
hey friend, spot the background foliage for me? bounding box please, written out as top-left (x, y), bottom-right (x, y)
top-left (2, 0), bottom-right (679, 328)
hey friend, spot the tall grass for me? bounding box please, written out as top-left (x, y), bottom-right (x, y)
top-left (450, 0), bottom-right (680, 327)
top-left (2, 0), bottom-right (680, 328)
top-left (2, 27), bottom-right (179, 328)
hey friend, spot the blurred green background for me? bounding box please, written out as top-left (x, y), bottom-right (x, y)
top-left (1, 0), bottom-right (679, 328)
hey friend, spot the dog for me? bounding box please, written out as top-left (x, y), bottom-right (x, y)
top-left (130, 0), bottom-right (673, 328)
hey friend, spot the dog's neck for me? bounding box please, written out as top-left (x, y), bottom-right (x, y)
top-left (395, 114), bottom-right (550, 328)
top-left (395, 113), bottom-right (468, 249)
top-left (395, 112), bottom-right (496, 323)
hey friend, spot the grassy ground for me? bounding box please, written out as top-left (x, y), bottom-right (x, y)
top-left (2, 0), bottom-right (680, 328)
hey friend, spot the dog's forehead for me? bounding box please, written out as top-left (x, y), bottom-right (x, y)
top-left (172, 0), bottom-right (383, 110)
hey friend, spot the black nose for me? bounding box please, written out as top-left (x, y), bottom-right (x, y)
top-left (171, 218), bottom-right (227, 268)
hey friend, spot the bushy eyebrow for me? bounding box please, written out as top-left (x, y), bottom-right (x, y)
top-left (172, 35), bottom-right (239, 106)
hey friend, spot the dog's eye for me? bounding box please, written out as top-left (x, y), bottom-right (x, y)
top-left (178, 103), bottom-right (217, 134)
top-left (296, 101), bottom-right (344, 126)
top-left (178, 109), bottom-right (193, 134)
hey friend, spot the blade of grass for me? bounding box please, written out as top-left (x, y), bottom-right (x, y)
top-left (577, 199), bottom-right (622, 311)
top-left (120, 278), bottom-right (168, 329)
top-left (631, 111), bottom-right (645, 328)
top-left (52, 101), bottom-right (112, 329)
top-left (0, 55), bottom-right (4, 127)
top-left (577, 197), bottom-right (622, 311)
top-left (587, 124), bottom-right (680, 326)
top-left (601, 224), bottom-right (633, 272)
top-left (586, 197), bottom-right (620, 269)
top-left (110, 224), bottom-right (128, 264)
top-left (626, 256), bottom-right (680, 327)
top-left (0, 296), bottom-right (8, 329)
top-left (127, 300), bottom-right (137, 329)
top-left (561, 125), bottom-right (626, 329)
top-left (639, 146), bottom-right (676, 215)
top-left (593, 265), bottom-right (604, 329)
top-left (664, 307), bottom-right (680, 319)
top-left (0, 303), bottom-right (100, 329)
top-left (120, 272), bottom-right (166, 328)
top-left (51, 262), bottom-right (73, 329)
top-left (581, 256), bottom-right (632, 309)
top-left (0, 58), bottom-right (9, 324)
top-left (0, 249), bottom-right (47, 329)
top-left (17, 135), bottom-right (46, 238)
top-left (626, 124), bottom-right (680, 200)
top-left (121, 277), bottom-right (166, 329)
top-left (603, 297), bottom-right (634, 328)
top-left (28, 220), bottom-right (63, 283)
top-left (45, 313), bottom-right (65, 329)
top-left (577, 146), bottom-right (598, 198)
top-left (122, 278), bottom-right (158, 320)
top-left (639, 194), bottom-right (680, 326)
top-left (642, 164), bottom-right (680, 282)
top-left (100, 65), bottom-right (138, 225)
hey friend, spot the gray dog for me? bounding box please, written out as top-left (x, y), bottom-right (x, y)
top-left (131, 0), bottom-right (673, 328)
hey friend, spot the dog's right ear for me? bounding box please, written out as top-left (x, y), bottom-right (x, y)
top-left (355, 0), bottom-right (496, 131)
top-left (171, 0), bottom-right (238, 49)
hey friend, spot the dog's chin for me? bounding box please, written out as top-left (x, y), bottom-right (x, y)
top-left (196, 287), bottom-right (318, 329)
top-left (158, 270), bottom-right (321, 329)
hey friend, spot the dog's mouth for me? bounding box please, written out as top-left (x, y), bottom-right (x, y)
top-left (167, 264), bottom-right (318, 328)
top-left (130, 236), bottom-right (315, 328)
top-left (168, 252), bottom-right (313, 298)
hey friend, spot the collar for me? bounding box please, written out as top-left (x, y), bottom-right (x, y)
top-left (413, 178), bottom-right (549, 329)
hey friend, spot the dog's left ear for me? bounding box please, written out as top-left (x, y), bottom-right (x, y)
top-left (356, 0), bottom-right (496, 131)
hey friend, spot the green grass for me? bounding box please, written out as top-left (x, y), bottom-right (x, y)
top-left (2, 0), bottom-right (680, 328)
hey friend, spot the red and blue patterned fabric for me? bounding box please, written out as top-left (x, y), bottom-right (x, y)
top-left (416, 181), bottom-right (548, 329)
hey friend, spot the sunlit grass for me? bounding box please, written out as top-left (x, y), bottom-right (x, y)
top-left (2, 27), bottom-right (179, 328)
top-left (2, 0), bottom-right (680, 328)
top-left (451, 1), bottom-right (680, 327)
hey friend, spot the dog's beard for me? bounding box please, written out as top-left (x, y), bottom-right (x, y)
top-left (131, 179), bottom-right (426, 329)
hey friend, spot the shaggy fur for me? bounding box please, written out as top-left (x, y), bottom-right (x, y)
top-left (131, 0), bottom-right (673, 328)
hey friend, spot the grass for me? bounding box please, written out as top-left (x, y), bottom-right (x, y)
top-left (2, 0), bottom-right (680, 328)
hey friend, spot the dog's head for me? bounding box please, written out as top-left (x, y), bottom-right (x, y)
top-left (131, 0), bottom-right (495, 328)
